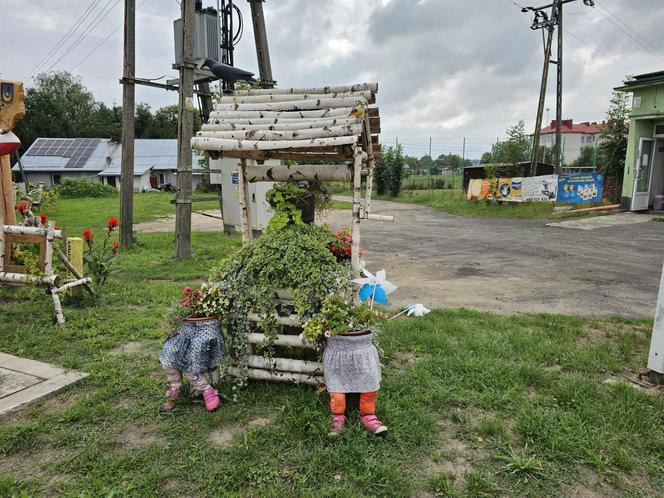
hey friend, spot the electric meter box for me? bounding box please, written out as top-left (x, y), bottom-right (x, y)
top-left (209, 158), bottom-right (275, 233)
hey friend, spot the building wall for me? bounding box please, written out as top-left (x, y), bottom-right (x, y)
top-left (539, 133), bottom-right (598, 164)
top-left (621, 119), bottom-right (654, 209)
top-left (25, 171), bottom-right (100, 187)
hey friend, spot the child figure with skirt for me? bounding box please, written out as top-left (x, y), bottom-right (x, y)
top-left (323, 330), bottom-right (387, 436)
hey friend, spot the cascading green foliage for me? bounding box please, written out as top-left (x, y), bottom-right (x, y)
top-left (211, 224), bottom-right (351, 390)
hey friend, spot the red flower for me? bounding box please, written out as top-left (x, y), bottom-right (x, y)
top-left (112, 241), bottom-right (119, 255)
top-left (107, 217), bottom-right (119, 232)
top-left (39, 214), bottom-right (48, 225)
top-left (54, 226), bottom-right (61, 230)
top-left (17, 202), bottom-right (28, 214)
top-left (83, 229), bottom-right (94, 242)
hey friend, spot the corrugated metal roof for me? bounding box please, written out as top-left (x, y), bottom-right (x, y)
top-left (17, 138), bottom-right (204, 175)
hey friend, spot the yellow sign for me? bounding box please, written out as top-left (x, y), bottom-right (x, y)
top-left (495, 177), bottom-right (523, 202)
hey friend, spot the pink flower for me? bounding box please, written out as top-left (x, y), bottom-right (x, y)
top-left (324, 330), bottom-right (332, 338)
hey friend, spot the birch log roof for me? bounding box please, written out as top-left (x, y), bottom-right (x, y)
top-left (191, 83), bottom-right (381, 162)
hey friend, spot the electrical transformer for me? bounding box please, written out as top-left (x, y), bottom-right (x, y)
top-left (209, 158), bottom-right (274, 233)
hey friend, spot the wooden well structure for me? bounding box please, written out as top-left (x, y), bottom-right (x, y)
top-left (191, 82), bottom-right (381, 385)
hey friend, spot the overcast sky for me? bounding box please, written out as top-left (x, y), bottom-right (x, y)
top-left (4, 0), bottom-right (664, 158)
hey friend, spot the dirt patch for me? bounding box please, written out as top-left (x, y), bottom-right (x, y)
top-left (208, 417), bottom-right (272, 449)
top-left (116, 423), bottom-right (165, 450)
top-left (108, 341), bottom-right (150, 356)
top-left (576, 324), bottom-right (609, 347)
top-left (0, 447), bottom-right (70, 489)
top-left (422, 418), bottom-right (478, 488)
top-left (392, 351), bottom-right (422, 371)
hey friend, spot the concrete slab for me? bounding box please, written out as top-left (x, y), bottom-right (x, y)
top-left (0, 352), bottom-right (88, 416)
top-left (547, 212), bottom-right (657, 230)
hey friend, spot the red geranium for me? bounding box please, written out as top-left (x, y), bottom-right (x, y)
top-left (83, 228), bottom-right (94, 244)
top-left (329, 228), bottom-right (363, 261)
top-left (39, 213), bottom-right (48, 226)
top-left (17, 202), bottom-right (28, 214)
top-left (107, 217), bottom-right (119, 232)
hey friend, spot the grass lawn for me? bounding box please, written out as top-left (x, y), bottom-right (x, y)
top-left (1, 198), bottom-right (663, 497)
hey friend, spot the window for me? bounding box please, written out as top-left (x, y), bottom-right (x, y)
top-left (654, 124), bottom-right (664, 137)
top-left (52, 174), bottom-right (61, 185)
top-left (159, 173), bottom-right (165, 185)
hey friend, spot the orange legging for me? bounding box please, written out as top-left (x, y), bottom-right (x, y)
top-left (329, 392), bottom-right (377, 416)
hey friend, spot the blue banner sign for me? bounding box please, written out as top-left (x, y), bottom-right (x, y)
top-left (557, 173), bottom-right (604, 203)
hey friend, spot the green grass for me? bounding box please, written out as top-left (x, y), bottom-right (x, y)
top-left (1, 198), bottom-right (663, 497)
top-left (46, 192), bottom-right (220, 235)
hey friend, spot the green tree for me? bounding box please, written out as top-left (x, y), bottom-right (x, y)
top-left (487, 120), bottom-right (531, 176)
top-left (135, 103), bottom-right (153, 138)
top-left (598, 92), bottom-right (629, 201)
top-left (571, 146), bottom-right (596, 168)
top-left (480, 151), bottom-right (493, 164)
top-left (419, 154), bottom-right (434, 176)
top-left (381, 145), bottom-right (405, 197)
top-left (375, 147), bottom-right (388, 195)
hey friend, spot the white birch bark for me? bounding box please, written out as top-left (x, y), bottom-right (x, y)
top-left (208, 107), bottom-right (354, 120)
top-left (227, 366), bottom-right (324, 386)
top-left (246, 355), bottom-right (323, 374)
top-left (214, 97), bottom-right (367, 112)
top-left (231, 83), bottom-right (378, 96)
top-left (196, 123), bottom-right (363, 141)
top-left (191, 135), bottom-right (359, 152)
top-left (202, 117), bottom-right (361, 131)
top-left (218, 90), bottom-right (374, 104)
top-left (244, 164), bottom-right (352, 183)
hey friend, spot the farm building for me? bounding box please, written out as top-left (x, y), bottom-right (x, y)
top-left (14, 138), bottom-right (207, 191)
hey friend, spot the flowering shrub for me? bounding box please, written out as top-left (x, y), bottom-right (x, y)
top-left (301, 294), bottom-right (376, 345)
top-left (164, 283), bottom-right (229, 334)
top-left (82, 217), bottom-right (120, 287)
top-left (329, 228), bottom-right (364, 261)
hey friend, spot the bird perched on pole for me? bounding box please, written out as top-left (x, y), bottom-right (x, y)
top-left (200, 58), bottom-right (257, 85)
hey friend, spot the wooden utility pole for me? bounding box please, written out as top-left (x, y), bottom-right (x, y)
top-left (247, 0), bottom-right (275, 88)
top-left (175, 0), bottom-right (195, 260)
top-left (554, 0), bottom-right (563, 175)
top-left (530, 3), bottom-right (556, 176)
top-left (120, 0), bottom-right (135, 247)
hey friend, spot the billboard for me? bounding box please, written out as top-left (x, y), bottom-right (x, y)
top-left (557, 173), bottom-right (604, 203)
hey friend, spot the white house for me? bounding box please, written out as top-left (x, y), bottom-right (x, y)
top-left (536, 120), bottom-right (602, 164)
top-left (15, 138), bottom-right (206, 191)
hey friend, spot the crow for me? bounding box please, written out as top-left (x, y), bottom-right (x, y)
top-left (200, 58), bottom-right (257, 84)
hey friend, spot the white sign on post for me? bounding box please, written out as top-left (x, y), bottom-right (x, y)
top-left (648, 261), bottom-right (664, 374)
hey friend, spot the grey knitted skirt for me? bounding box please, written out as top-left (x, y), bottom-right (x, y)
top-left (323, 331), bottom-right (381, 393)
top-left (160, 318), bottom-right (225, 373)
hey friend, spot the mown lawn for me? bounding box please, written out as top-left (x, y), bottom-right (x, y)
top-left (0, 198), bottom-right (663, 497)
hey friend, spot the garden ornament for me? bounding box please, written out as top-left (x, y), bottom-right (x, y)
top-left (389, 303), bottom-right (431, 320)
top-left (353, 268), bottom-right (397, 307)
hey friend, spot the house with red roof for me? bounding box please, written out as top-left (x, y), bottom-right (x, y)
top-left (536, 119), bottom-right (602, 164)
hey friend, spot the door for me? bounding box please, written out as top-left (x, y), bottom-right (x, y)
top-left (632, 137), bottom-right (654, 210)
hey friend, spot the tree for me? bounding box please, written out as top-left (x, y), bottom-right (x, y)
top-left (419, 154), bottom-right (434, 176)
top-left (375, 147), bottom-right (388, 195)
top-left (598, 92), bottom-right (629, 201)
top-left (381, 145), bottom-right (405, 197)
top-left (484, 120), bottom-right (531, 176)
top-left (571, 146), bottom-right (596, 168)
top-left (480, 152), bottom-right (493, 164)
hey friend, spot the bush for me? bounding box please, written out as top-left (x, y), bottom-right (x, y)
top-left (54, 179), bottom-right (118, 198)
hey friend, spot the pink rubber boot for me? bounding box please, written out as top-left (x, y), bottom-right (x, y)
top-left (360, 415), bottom-right (388, 436)
top-left (202, 388), bottom-right (221, 412)
top-left (329, 415), bottom-right (346, 436)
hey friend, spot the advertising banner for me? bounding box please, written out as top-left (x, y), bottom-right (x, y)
top-left (522, 174), bottom-right (558, 201)
top-left (557, 173), bottom-right (604, 203)
top-left (495, 177), bottom-right (523, 202)
top-left (467, 179), bottom-right (492, 200)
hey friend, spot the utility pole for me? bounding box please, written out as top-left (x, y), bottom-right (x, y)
top-left (521, 0), bottom-right (595, 176)
top-left (120, 0), bottom-right (135, 247)
top-left (555, 0), bottom-right (563, 175)
top-left (247, 0), bottom-right (275, 88)
top-left (175, 0), bottom-right (195, 260)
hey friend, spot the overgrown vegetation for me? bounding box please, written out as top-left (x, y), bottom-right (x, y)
top-left (54, 178), bottom-right (118, 199)
top-left (598, 92), bottom-right (630, 202)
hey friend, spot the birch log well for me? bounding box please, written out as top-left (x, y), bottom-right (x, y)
top-left (191, 136), bottom-right (359, 152)
top-left (230, 83), bottom-right (378, 96)
top-left (214, 96), bottom-right (367, 112)
top-left (245, 332), bottom-right (316, 349)
top-left (245, 164), bottom-right (353, 183)
top-left (202, 117), bottom-right (361, 131)
top-left (246, 355), bottom-right (323, 374)
top-left (208, 107), bottom-right (354, 120)
top-left (196, 123), bottom-right (363, 141)
top-left (218, 90), bottom-right (375, 104)
top-left (227, 366), bottom-right (324, 386)
top-left (237, 159), bottom-right (252, 243)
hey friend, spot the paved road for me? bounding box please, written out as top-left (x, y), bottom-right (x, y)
top-left (323, 200), bottom-right (664, 318)
top-left (136, 200), bottom-right (664, 318)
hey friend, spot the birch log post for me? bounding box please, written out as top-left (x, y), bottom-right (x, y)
top-left (0, 273), bottom-right (59, 286)
top-left (351, 148), bottom-right (365, 275)
top-left (237, 159), bottom-right (252, 243)
top-left (246, 355), bottom-right (322, 374)
top-left (55, 247), bottom-right (96, 296)
top-left (51, 289), bottom-right (65, 326)
top-left (363, 114), bottom-right (378, 215)
top-left (245, 332), bottom-right (316, 349)
top-left (196, 123), bottom-right (363, 141)
top-left (244, 164), bottom-right (352, 183)
top-left (208, 107), bottom-right (354, 120)
top-left (230, 83), bottom-right (378, 96)
top-left (191, 135), bottom-right (359, 153)
top-left (227, 366), bottom-right (323, 386)
top-left (214, 97), bottom-right (367, 112)
top-left (218, 90), bottom-right (374, 104)
top-left (202, 117), bottom-right (361, 131)
top-left (44, 223), bottom-right (55, 275)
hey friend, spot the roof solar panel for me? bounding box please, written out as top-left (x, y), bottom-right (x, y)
top-left (24, 138), bottom-right (101, 168)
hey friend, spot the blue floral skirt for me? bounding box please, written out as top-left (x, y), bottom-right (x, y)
top-left (160, 318), bottom-right (225, 373)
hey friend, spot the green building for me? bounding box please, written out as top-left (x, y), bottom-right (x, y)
top-left (616, 71), bottom-right (664, 211)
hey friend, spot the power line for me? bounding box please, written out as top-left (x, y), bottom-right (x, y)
top-left (23, 0), bottom-right (106, 80)
top-left (44, 0), bottom-right (123, 74)
top-left (71, 0), bottom-right (150, 72)
top-left (564, 28), bottom-right (634, 72)
top-left (593, 1), bottom-right (663, 59)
